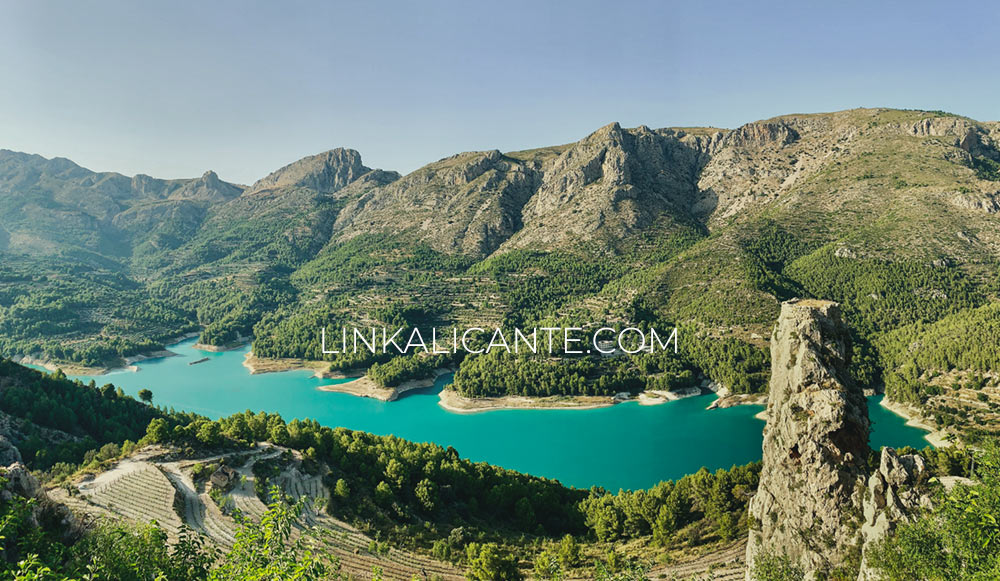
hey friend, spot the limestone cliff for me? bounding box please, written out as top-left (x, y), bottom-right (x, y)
top-left (746, 299), bottom-right (870, 579)
top-left (333, 149), bottom-right (541, 255)
top-left (332, 123), bottom-right (716, 256)
top-left (856, 448), bottom-right (931, 580)
top-left (746, 299), bottom-right (936, 580)
top-left (249, 148), bottom-right (374, 194)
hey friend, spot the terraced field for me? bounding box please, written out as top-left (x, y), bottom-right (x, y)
top-left (49, 445), bottom-right (463, 580)
top-left (160, 459), bottom-right (238, 547)
top-left (649, 539), bottom-right (747, 581)
top-left (74, 460), bottom-right (185, 536)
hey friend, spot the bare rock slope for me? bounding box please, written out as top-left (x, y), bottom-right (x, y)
top-left (746, 299), bottom-right (931, 580)
top-left (746, 299), bottom-right (869, 578)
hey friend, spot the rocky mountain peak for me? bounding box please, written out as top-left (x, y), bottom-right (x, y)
top-left (504, 122), bottom-right (705, 248)
top-left (593, 121), bottom-right (623, 134)
top-left (333, 147), bottom-right (536, 256)
top-left (746, 299), bottom-right (870, 579)
top-left (250, 148), bottom-right (371, 194)
top-left (168, 169), bottom-right (243, 202)
top-left (130, 173), bottom-right (161, 196)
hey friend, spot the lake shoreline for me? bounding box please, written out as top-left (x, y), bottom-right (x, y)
top-left (14, 354), bottom-right (116, 376)
top-left (242, 351), bottom-right (336, 377)
top-left (192, 339), bottom-right (249, 352)
top-left (319, 369), bottom-right (452, 402)
top-left (35, 339), bottom-right (927, 491)
top-left (637, 387), bottom-right (704, 406)
top-left (438, 389), bottom-right (618, 413)
top-left (878, 397), bottom-right (952, 448)
top-left (14, 330), bottom-right (201, 376)
top-left (15, 348), bottom-right (181, 376)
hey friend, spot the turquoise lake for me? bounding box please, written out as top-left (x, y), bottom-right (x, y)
top-left (47, 339), bottom-right (931, 491)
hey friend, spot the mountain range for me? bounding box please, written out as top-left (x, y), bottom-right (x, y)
top-left (2, 108), bottom-right (1000, 437)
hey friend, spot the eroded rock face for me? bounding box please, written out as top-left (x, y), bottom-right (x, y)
top-left (0, 435), bottom-right (21, 466)
top-left (950, 191), bottom-right (1000, 214)
top-left (250, 148), bottom-right (372, 194)
top-left (334, 149), bottom-right (539, 255)
top-left (856, 448), bottom-right (932, 581)
top-left (167, 170), bottom-right (244, 202)
top-left (0, 462), bottom-right (41, 502)
top-left (507, 123), bottom-right (707, 250)
top-left (746, 299), bottom-right (870, 579)
top-left (724, 121), bottom-right (799, 148)
top-left (1, 458), bottom-right (83, 544)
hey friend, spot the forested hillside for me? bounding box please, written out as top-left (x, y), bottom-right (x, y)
top-left (2, 109), bottom-right (1000, 429)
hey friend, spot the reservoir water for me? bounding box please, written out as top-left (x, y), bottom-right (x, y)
top-left (48, 339), bottom-right (931, 491)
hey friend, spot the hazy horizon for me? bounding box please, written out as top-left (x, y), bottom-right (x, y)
top-left (3, 0), bottom-right (999, 184)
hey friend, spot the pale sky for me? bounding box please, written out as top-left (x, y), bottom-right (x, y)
top-left (2, 0), bottom-right (999, 184)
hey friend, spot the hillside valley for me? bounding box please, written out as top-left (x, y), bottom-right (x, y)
top-left (2, 109), bottom-right (1000, 442)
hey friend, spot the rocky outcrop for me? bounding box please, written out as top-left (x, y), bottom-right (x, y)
top-left (856, 448), bottom-right (932, 580)
top-left (0, 435), bottom-right (21, 466)
top-left (332, 122), bottom-right (717, 255)
top-left (334, 149), bottom-right (540, 255)
top-left (112, 167), bottom-right (244, 250)
top-left (746, 299), bottom-right (939, 580)
top-left (725, 121), bottom-right (799, 148)
top-left (908, 116), bottom-right (978, 139)
top-left (168, 170), bottom-right (243, 202)
top-left (250, 148), bottom-right (372, 194)
top-left (747, 299), bottom-right (870, 579)
top-left (505, 123), bottom-right (706, 250)
top-left (0, 462), bottom-right (41, 502)
top-left (908, 117), bottom-right (1000, 160)
top-left (950, 191), bottom-right (1000, 213)
top-left (0, 449), bottom-right (82, 543)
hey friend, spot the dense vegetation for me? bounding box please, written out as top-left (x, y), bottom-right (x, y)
top-left (0, 359), bottom-right (186, 470)
top-left (453, 351), bottom-right (644, 398)
top-left (580, 463), bottom-right (760, 545)
top-left (367, 353), bottom-right (450, 388)
top-left (0, 256), bottom-right (194, 367)
top-left (145, 409), bottom-right (589, 543)
top-left (876, 302), bottom-right (1000, 405)
top-left (142, 410), bottom-right (763, 578)
top-left (867, 445), bottom-right (1000, 580)
top-left (468, 250), bottom-right (623, 327)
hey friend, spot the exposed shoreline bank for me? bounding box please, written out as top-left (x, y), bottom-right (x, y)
top-left (241, 351), bottom-right (336, 377)
top-left (437, 389), bottom-right (617, 413)
top-left (319, 369), bottom-right (452, 402)
top-left (16, 347), bottom-right (184, 376)
top-left (637, 387), bottom-right (703, 406)
top-left (14, 331), bottom-right (200, 376)
top-left (878, 397), bottom-right (952, 448)
top-left (13, 354), bottom-right (115, 376)
top-left (192, 340), bottom-right (248, 352)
